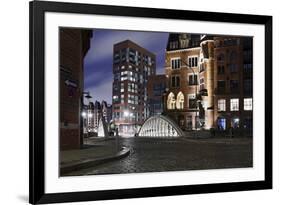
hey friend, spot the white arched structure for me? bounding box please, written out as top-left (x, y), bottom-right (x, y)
top-left (138, 115), bottom-right (184, 138)
top-left (167, 92), bottom-right (176, 110)
top-left (97, 116), bottom-right (109, 138)
top-left (176, 91), bottom-right (184, 109)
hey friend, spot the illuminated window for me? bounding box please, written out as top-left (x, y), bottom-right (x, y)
top-left (113, 95), bottom-right (119, 103)
top-left (230, 98), bottom-right (239, 111)
top-left (167, 92), bottom-right (176, 109)
top-left (176, 92), bottom-right (184, 109)
top-left (218, 99), bottom-right (226, 111)
top-left (244, 98), bottom-right (253, 110)
top-left (120, 83), bottom-right (124, 92)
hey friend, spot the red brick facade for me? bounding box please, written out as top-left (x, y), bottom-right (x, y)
top-left (59, 28), bottom-right (92, 150)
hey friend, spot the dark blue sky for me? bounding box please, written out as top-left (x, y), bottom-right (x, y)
top-left (84, 29), bottom-right (169, 104)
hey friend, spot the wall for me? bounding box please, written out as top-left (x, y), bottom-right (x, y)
top-left (0, 0), bottom-right (279, 204)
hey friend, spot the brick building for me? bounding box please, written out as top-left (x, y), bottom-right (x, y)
top-left (213, 36), bottom-right (253, 131)
top-left (59, 28), bottom-right (92, 150)
top-left (164, 34), bottom-right (202, 130)
top-left (147, 75), bottom-right (167, 116)
top-left (164, 34), bottom-right (253, 133)
top-left (112, 40), bottom-right (156, 136)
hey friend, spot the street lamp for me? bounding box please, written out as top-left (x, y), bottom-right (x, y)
top-left (132, 106), bottom-right (137, 136)
top-left (80, 91), bottom-right (92, 147)
top-left (81, 111), bottom-right (87, 118)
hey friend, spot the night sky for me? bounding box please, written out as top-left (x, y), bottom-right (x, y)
top-left (84, 29), bottom-right (169, 104)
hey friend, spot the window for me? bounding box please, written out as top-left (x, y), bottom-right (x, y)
top-left (188, 94), bottom-right (197, 109)
top-left (188, 56), bottom-right (198, 67)
top-left (229, 51), bottom-right (237, 62)
top-left (244, 63), bottom-right (252, 73)
top-left (176, 92), bottom-right (184, 109)
top-left (230, 98), bottom-right (239, 111)
top-left (171, 58), bottom-right (181, 69)
top-left (199, 63), bottom-right (205, 72)
top-left (114, 73), bottom-right (120, 81)
top-left (244, 98), bottom-right (253, 110)
top-left (229, 64), bottom-right (238, 73)
top-left (113, 95), bottom-right (119, 103)
top-left (169, 41), bottom-right (178, 49)
top-left (128, 83), bottom-right (138, 93)
top-left (231, 117), bottom-right (240, 128)
top-left (167, 92), bottom-right (176, 109)
top-left (217, 53), bottom-right (224, 61)
top-left (171, 76), bottom-right (180, 87)
top-left (230, 80), bottom-right (239, 93)
top-left (218, 65), bottom-right (225, 74)
top-left (243, 50), bottom-right (252, 62)
top-left (217, 80), bottom-right (226, 93)
top-left (199, 78), bottom-right (205, 90)
top-left (244, 118), bottom-right (253, 129)
top-left (244, 79), bottom-right (253, 94)
top-left (120, 83), bottom-right (124, 92)
top-left (218, 99), bottom-right (226, 111)
top-left (153, 83), bottom-right (165, 96)
top-left (217, 117), bottom-right (226, 130)
top-left (188, 74), bottom-right (198, 85)
top-left (114, 52), bottom-right (120, 64)
top-left (121, 76), bottom-right (127, 81)
top-left (121, 94), bottom-right (124, 103)
top-left (128, 94), bottom-right (136, 104)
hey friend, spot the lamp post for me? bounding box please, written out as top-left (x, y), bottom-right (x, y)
top-left (80, 91), bottom-right (92, 148)
top-left (132, 106), bottom-right (137, 136)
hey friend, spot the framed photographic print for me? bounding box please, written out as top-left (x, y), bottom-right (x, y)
top-left (29, 0), bottom-right (272, 204)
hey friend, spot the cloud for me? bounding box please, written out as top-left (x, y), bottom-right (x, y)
top-left (84, 29), bottom-right (169, 66)
top-left (83, 29), bottom-right (169, 104)
top-left (85, 75), bottom-right (113, 104)
top-left (84, 68), bottom-right (111, 87)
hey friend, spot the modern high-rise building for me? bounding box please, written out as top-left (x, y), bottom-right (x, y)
top-left (164, 33), bottom-right (253, 133)
top-left (147, 75), bottom-right (167, 116)
top-left (112, 40), bottom-right (156, 136)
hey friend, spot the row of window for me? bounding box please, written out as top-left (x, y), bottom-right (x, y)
top-left (217, 79), bottom-right (252, 94)
top-left (167, 92), bottom-right (196, 110)
top-left (113, 93), bottom-right (140, 105)
top-left (153, 82), bottom-right (166, 96)
top-left (217, 51), bottom-right (238, 62)
top-left (170, 74), bottom-right (198, 87)
top-left (114, 49), bottom-right (154, 66)
top-left (215, 38), bottom-right (240, 48)
top-left (171, 56), bottom-right (199, 69)
top-left (218, 98), bottom-right (252, 112)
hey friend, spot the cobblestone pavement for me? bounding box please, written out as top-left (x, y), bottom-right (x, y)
top-left (67, 137), bottom-right (253, 176)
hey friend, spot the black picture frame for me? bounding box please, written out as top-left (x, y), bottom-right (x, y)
top-left (29, 0), bottom-right (272, 204)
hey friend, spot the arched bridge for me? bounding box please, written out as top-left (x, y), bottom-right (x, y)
top-left (138, 115), bottom-right (184, 138)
